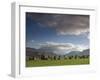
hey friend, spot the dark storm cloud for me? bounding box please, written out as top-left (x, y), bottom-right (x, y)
top-left (27, 12), bottom-right (89, 35)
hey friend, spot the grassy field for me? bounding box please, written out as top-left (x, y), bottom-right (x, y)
top-left (26, 58), bottom-right (89, 67)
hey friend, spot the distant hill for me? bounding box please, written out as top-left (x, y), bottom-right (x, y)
top-left (79, 49), bottom-right (89, 56)
top-left (26, 47), bottom-right (38, 56)
top-left (26, 47), bottom-right (90, 57)
top-left (65, 49), bottom-right (89, 56)
top-left (65, 51), bottom-right (81, 56)
top-left (26, 47), bottom-right (56, 57)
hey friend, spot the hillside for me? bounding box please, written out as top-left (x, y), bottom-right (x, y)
top-left (26, 47), bottom-right (57, 57)
top-left (26, 47), bottom-right (89, 57)
top-left (65, 49), bottom-right (89, 56)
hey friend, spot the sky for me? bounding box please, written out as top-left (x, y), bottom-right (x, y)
top-left (26, 12), bottom-right (89, 55)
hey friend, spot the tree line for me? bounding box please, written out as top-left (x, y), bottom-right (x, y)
top-left (26, 54), bottom-right (89, 61)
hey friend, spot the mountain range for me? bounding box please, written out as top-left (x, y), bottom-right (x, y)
top-left (26, 47), bottom-right (57, 57)
top-left (65, 49), bottom-right (89, 56)
top-left (26, 47), bottom-right (89, 57)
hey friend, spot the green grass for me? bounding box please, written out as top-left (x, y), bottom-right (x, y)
top-left (26, 58), bottom-right (89, 67)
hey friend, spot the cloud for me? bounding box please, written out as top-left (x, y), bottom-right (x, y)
top-left (27, 13), bottom-right (89, 35)
top-left (31, 40), bottom-right (35, 42)
top-left (38, 41), bottom-right (88, 55)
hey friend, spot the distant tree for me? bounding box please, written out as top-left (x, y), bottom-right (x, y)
top-left (74, 55), bottom-right (77, 59)
top-left (58, 56), bottom-right (61, 60)
top-left (71, 56), bottom-right (74, 58)
top-left (32, 56), bottom-right (35, 60)
top-left (54, 56), bottom-right (56, 60)
top-left (40, 55), bottom-right (45, 60)
top-left (83, 55), bottom-right (85, 58)
top-left (68, 56), bottom-right (72, 59)
top-left (48, 56), bottom-right (50, 60)
top-left (29, 57), bottom-right (33, 60)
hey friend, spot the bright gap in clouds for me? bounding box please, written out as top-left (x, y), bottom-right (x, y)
top-left (27, 41), bottom-right (89, 55)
